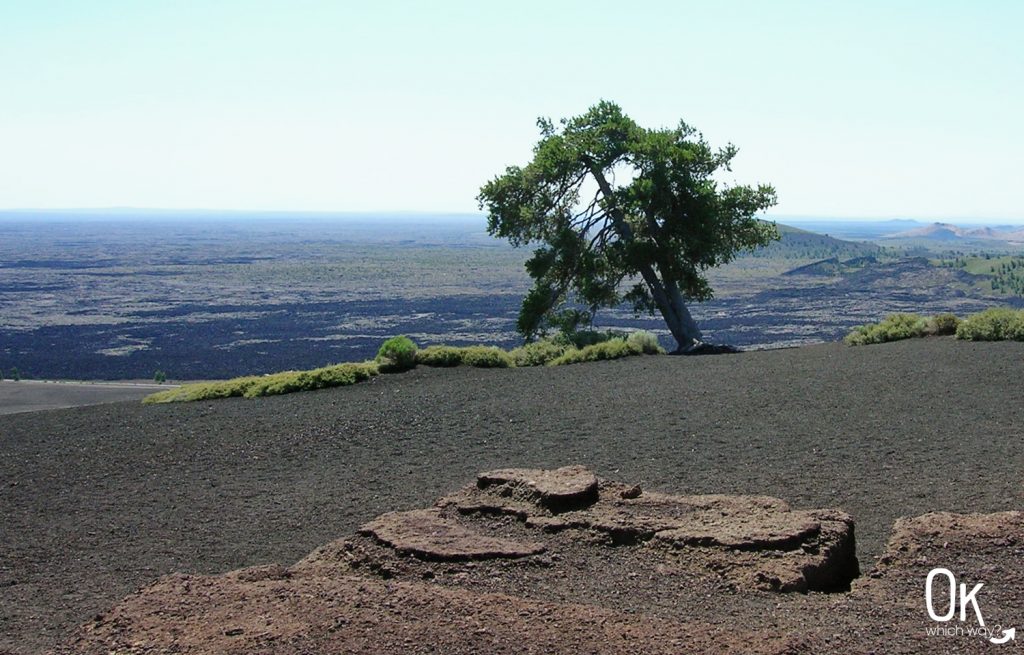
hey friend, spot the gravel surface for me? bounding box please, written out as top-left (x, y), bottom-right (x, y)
top-left (0, 380), bottom-right (158, 416)
top-left (2, 338), bottom-right (1024, 653)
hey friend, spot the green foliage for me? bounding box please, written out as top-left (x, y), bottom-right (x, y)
top-left (142, 362), bottom-right (379, 404)
top-left (141, 332), bottom-right (660, 404)
top-left (0, 368), bottom-right (4, 382)
top-left (153, 370), bottom-right (167, 384)
top-left (925, 313), bottom-right (960, 336)
top-left (508, 339), bottom-right (569, 367)
top-left (10, 367), bottom-right (20, 381)
top-left (844, 314), bottom-right (929, 345)
top-left (942, 255), bottom-right (1024, 297)
top-left (845, 309), bottom-right (1023, 345)
top-left (553, 329), bottom-right (624, 349)
top-left (548, 338), bottom-right (643, 366)
top-left (416, 344), bottom-right (513, 368)
top-left (478, 100), bottom-right (778, 348)
top-left (460, 346), bottom-right (513, 368)
top-left (375, 335), bottom-right (418, 373)
top-left (626, 330), bottom-right (665, 354)
top-left (955, 308), bottom-right (1024, 341)
top-left (416, 345), bottom-right (465, 367)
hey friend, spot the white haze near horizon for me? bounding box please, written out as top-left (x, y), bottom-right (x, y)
top-left (1, 2), bottom-right (1022, 221)
top-left (2, 210), bottom-right (1022, 230)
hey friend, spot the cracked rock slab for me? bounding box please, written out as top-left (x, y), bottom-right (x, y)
top-left (446, 473), bottom-right (859, 592)
top-left (476, 465), bottom-right (599, 512)
top-left (359, 508), bottom-right (545, 561)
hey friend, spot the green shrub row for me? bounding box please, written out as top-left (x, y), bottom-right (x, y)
top-left (142, 361), bottom-right (379, 404)
top-left (845, 308), bottom-right (1024, 345)
top-left (548, 337), bottom-right (643, 365)
top-left (506, 340), bottom-right (566, 366)
top-left (955, 308), bottom-right (1024, 341)
top-left (844, 313), bottom-right (938, 346)
top-left (416, 344), bottom-right (514, 368)
top-left (415, 345), bottom-right (465, 367)
top-left (143, 331), bottom-right (664, 404)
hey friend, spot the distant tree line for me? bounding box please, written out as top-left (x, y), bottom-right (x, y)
top-left (940, 255), bottom-right (1024, 296)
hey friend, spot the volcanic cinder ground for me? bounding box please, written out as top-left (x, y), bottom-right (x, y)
top-left (2, 338), bottom-right (1024, 653)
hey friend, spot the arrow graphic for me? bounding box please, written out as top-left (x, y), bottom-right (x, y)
top-left (990, 627), bottom-right (1016, 644)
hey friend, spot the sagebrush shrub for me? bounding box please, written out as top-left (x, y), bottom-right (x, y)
top-left (416, 345), bottom-right (464, 367)
top-left (509, 339), bottom-right (568, 367)
top-left (375, 335), bottom-right (418, 372)
top-left (844, 313), bottom-right (928, 345)
top-left (925, 313), bottom-right (960, 336)
top-left (626, 331), bottom-right (665, 354)
top-left (460, 346), bottom-right (513, 368)
top-left (142, 362), bottom-right (379, 404)
top-left (548, 338), bottom-right (642, 366)
top-left (556, 329), bottom-right (625, 349)
top-left (955, 308), bottom-right (1024, 341)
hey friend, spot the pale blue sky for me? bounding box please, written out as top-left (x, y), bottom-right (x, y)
top-left (1, 1), bottom-right (1021, 220)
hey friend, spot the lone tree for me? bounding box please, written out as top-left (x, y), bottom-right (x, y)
top-left (478, 101), bottom-right (778, 352)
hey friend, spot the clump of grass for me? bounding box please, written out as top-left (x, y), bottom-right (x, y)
top-left (460, 345), bottom-right (513, 368)
top-left (548, 337), bottom-right (642, 366)
top-left (376, 335), bottom-right (418, 373)
top-left (142, 362), bottom-right (379, 404)
top-left (626, 330), bottom-right (665, 354)
top-left (844, 313), bottom-right (929, 345)
top-left (955, 308), bottom-right (1024, 341)
top-left (508, 339), bottom-right (569, 367)
top-left (416, 345), bottom-right (465, 367)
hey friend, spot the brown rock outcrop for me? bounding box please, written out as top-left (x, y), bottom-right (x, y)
top-left (359, 508), bottom-right (545, 561)
top-left (66, 468), bottom-right (1024, 654)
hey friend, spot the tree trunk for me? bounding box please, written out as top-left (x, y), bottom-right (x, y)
top-left (638, 265), bottom-right (703, 351)
top-left (584, 161), bottom-right (703, 351)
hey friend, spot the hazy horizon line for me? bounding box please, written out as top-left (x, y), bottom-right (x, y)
top-left (1, 207), bottom-right (1023, 225)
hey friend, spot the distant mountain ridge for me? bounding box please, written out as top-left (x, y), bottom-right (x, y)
top-left (886, 222), bottom-right (1024, 242)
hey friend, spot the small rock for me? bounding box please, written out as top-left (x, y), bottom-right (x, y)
top-left (620, 485), bottom-right (642, 499)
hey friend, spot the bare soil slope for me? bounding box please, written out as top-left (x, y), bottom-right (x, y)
top-left (2, 338), bottom-right (1024, 652)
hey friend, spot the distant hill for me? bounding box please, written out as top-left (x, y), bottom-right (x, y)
top-left (886, 222), bottom-right (1024, 243)
top-left (777, 218), bottom-right (924, 240)
top-left (782, 255), bottom-right (878, 277)
top-left (747, 222), bottom-right (882, 261)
